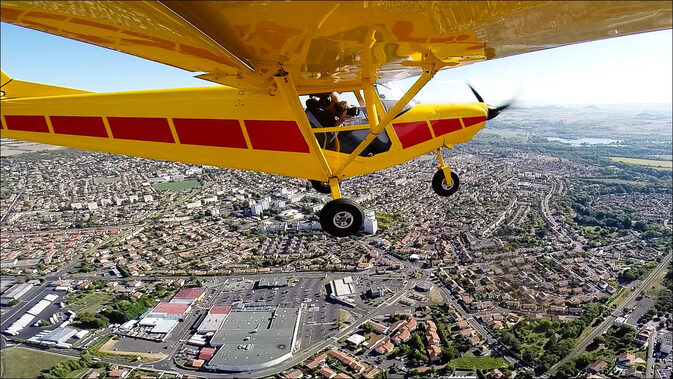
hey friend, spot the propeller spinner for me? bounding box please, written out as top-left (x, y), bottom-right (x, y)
top-left (467, 83), bottom-right (513, 120)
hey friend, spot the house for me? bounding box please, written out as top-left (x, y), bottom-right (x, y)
top-left (108, 370), bottom-right (127, 378)
top-left (489, 369), bottom-right (505, 379)
top-left (476, 345), bottom-right (491, 356)
top-left (305, 353), bottom-right (327, 369)
top-left (428, 345), bottom-right (442, 362)
top-left (586, 360), bottom-right (608, 374)
top-left (374, 337), bottom-right (394, 354)
top-left (283, 369), bottom-right (304, 379)
top-left (318, 367), bottom-right (337, 379)
top-left (457, 320), bottom-right (469, 329)
top-left (617, 352), bottom-right (636, 367)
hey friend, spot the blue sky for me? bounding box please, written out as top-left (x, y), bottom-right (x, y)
top-left (1, 22), bottom-right (671, 106)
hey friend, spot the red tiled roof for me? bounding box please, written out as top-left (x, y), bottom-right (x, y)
top-left (153, 302), bottom-right (190, 314)
top-left (283, 369), bottom-right (304, 379)
top-left (199, 347), bottom-right (216, 360)
top-left (174, 288), bottom-right (205, 299)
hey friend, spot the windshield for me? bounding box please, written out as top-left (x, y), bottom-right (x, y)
top-left (375, 82), bottom-right (419, 114)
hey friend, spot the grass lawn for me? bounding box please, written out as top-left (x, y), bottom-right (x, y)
top-left (152, 179), bottom-right (202, 191)
top-left (427, 287), bottom-right (444, 302)
top-left (67, 291), bottom-right (115, 314)
top-left (448, 357), bottom-right (508, 370)
top-left (337, 309), bottom-right (353, 326)
top-left (1, 347), bottom-right (76, 379)
top-left (609, 157), bottom-right (673, 168)
top-left (643, 266), bottom-right (669, 298)
top-left (69, 367), bottom-right (90, 379)
top-left (607, 288), bottom-right (632, 308)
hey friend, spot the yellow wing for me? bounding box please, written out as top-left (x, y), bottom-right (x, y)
top-left (1, 1), bottom-right (671, 93)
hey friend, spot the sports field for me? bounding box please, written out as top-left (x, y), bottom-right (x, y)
top-left (609, 157), bottom-right (672, 168)
top-left (1, 347), bottom-right (76, 379)
top-left (152, 179), bottom-right (202, 191)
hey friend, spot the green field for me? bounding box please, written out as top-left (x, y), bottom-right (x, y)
top-left (609, 157), bottom-right (672, 168)
top-left (1, 347), bottom-right (76, 379)
top-left (152, 179), bottom-right (202, 191)
top-left (447, 357), bottom-right (508, 370)
top-left (67, 291), bottom-right (115, 314)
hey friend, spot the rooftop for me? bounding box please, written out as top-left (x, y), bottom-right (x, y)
top-left (208, 307), bottom-right (299, 372)
top-left (153, 302), bottom-right (190, 315)
top-left (173, 288), bottom-right (205, 300)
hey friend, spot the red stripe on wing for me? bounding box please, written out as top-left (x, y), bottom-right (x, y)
top-left (244, 120), bottom-right (309, 153)
top-left (50, 116), bottom-right (108, 137)
top-left (4, 115), bottom-right (49, 133)
top-left (431, 119), bottom-right (462, 136)
top-left (392, 121), bottom-right (432, 149)
top-left (173, 119), bottom-right (247, 148)
top-left (107, 117), bottom-right (174, 143)
top-left (462, 116), bottom-right (487, 127)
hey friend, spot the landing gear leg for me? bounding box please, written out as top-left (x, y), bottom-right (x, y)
top-left (432, 148), bottom-right (460, 197)
top-left (319, 178), bottom-right (363, 237)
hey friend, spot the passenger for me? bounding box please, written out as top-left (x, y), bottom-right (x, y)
top-left (305, 92), bottom-right (350, 150)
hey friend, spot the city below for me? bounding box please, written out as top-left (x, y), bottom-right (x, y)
top-left (1, 104), bottom-right (671, 379)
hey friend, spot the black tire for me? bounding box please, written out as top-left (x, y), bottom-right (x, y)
top-left (319, 199), bottom-right (363, 237)
top-left (310, 180), bottom-right (332, 194)
top-left (432, 170), bottom-right (460, 197)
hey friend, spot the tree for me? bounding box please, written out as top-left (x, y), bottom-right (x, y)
top-left (555, 361), bottom-right (576, 378)
top-left (77, 312), bottom-right (109, 329)
top-left (442, 345), bottom-right (458, 361)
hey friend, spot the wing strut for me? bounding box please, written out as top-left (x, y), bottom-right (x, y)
top-left (273, 72), bottom-right (335, 182)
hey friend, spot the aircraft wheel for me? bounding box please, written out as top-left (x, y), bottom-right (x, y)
top-left (319, 199), bottom-right (363, 237)
top-left (432, 170), bottom-right (460, 197)
top-left (310, 180), bottom-right (331, 194)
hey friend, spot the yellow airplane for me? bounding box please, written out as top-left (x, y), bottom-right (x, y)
top-left (1, 1), bottom-right (671, 236)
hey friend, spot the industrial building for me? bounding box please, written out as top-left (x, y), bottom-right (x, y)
top-left (1, 282), bottom-right (35, 305)
top-left (327, 276), bottom-right (357, 307)
top-left (28, 327), bottom-right (78, 348)
top-left (256, 277), bottom-right (289, 289)
top-left (137, 302), bottom-right (191, 339)
top-left (197, 305), bottom-right (231, 333)
top-left (207, 307), bottom-right (300, 372)
top-left (169, 288), bottom-right (205, 304)
top-left (3, 294), bottom-right (59, 336)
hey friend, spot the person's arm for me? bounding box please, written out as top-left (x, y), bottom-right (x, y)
top-left (334, 101), bottom-right (351, 126)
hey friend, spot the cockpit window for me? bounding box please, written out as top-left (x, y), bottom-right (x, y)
top-left (375, 82), bottom-right (419, 115)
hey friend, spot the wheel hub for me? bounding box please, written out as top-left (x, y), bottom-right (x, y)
top-left (441, 178), bottom-right (453, 190)
top-left (333, 211), bottom-right (354, 229)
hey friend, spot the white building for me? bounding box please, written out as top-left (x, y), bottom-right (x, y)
top-left (362, 209), bottom-right (377, 235)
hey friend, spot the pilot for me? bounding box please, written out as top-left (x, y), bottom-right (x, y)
top-left (305, 92), bottom-right (350, 150)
